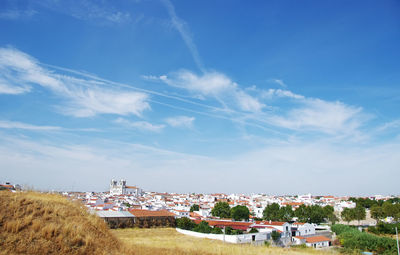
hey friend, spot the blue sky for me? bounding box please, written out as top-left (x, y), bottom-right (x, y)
top-left (0, 0), bottom-right (399, 195)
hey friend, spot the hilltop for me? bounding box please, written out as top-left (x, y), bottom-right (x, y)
top-left (0, 191), bottom-right (124, 255)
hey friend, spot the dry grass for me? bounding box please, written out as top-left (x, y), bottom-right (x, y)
top-left (113, 228), bottom-right (338, 255)
top-left (0, 191), bottom-right (122, 255)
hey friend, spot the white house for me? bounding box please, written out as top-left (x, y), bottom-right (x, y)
top-left (292, 236), bottom-right (306, 245)
top-left (173, 210), bottom-right (190, 218)
top-left (256, 221), bottom-right (291, 238)
top-left (291, 222), bottom-right (316, 237)
top-left (198, 206), bottom-right (211, 217)
top-left (305, 236), bottom-right (331, 248)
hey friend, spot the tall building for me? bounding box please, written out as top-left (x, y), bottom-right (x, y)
top-left (109, 179), bottom-right (142, 196)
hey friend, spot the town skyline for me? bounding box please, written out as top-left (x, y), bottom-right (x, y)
top-left (1, 0), bottom-right (400, 195)
top-left (2, 179), bottom-right (399, 198)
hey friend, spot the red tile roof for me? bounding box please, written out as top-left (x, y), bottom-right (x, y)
top-left (129, 209), bottom-right (175, 217)
top-left (0, 184), bottom-right (14, 189)
top-left (305, 235), bottom-right (331, 243)
top-left (193, 220), bottom-right (252, 230)
top-left (256, 221), bottom-right (286, 226)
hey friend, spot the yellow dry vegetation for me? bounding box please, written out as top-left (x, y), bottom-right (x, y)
top-left (0, 191), bottom-right (125, 255)
top-left (113, 228), bottom-right (338, 255)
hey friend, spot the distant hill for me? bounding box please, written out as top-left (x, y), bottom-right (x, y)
top-left (0, 191), bottom-right (125, 255)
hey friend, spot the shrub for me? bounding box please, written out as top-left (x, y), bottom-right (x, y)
top-left (271, 231), bottom-right (280, 241)
top-left (211, 227), bottom-right (223, 234)
top-left (225, 226), bottom-right (233, 235)
top-left (231, 229), bottom-right (243, 235)
top-left (248, 228), bottom-right (259, 233)
top-left (332, 224), bottom-right (398, 254)
top-left (176, 217), bottom-right (196, 230)
top-left (193, 221), bottom-right (212, 233)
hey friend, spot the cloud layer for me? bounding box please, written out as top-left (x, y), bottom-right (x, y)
top-left (0, 47), bottom-right (150, 117)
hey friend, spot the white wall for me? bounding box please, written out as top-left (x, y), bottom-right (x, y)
top-left (296, 223), bottom-right (315, 236)
top-left (306, 241), bottom-right (329, 248)
top-left (176, 228), bottom-right (270, 244)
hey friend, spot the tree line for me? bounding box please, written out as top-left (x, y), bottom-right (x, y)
top-left (349, 197), bottom-right (400, 209)
top-left (262, 203), bottom-right (337, 224)
top-left (370, 201), bottom-right (400, 222)
top-left (210, 202), bottom-right (250, 221)
top-left (340, 205), bottom-right (366, 224)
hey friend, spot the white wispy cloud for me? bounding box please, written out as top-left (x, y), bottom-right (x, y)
top-left (0, 82), bottom-right (30, 95)
top-left (262, 88), bottom-right (305, 100)
top-left (268, 98), bottom-right (365, 135)
top-left (0, 9), bottom-right (37, 20)
top-left (158, 70), bottom-right (265, 113)
top-left (161, 70), bottom-right (234, 95)
top-left (243, 86), bottom-right (368, 135)
top-left (38, 0), bottom-right (132, 25)
top-left (60, 85), bottom-right (150, 117)
top-left (0, 120), bottom-right (61, 131)
top-left (235, 90), bottom-right (265, 112)
top-left (0, 47), bottom-right (150, 117)
top-left (115, 118), bottom-right (165, 132)
top-left (162, 0), bottom-right (205, 72)
top-left (165, 116), bottom-right (195, 128)
top-left (271, 79), bottom-right (286, 88)
top-left (376, 119), bottom-right (400, 132)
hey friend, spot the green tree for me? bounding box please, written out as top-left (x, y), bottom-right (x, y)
top-left (294, 204), bottom-right (309, 222)
top-left (323, 205), bottom-right (338, 224)
top-left (370, 205), bottom-right (384, 221)
top-left (382, 201), bottom-right (400, 219)
top-left (279, 205), bottom-right (293, 222)
top-left (271, 231), bottom-right (281, 242)
top-left (176, 217), bottom-right (196, 230)
top-left (353, 205), bottom-right (366, 224)
top-left (341, 208), bottom-right (355, 224)
top-left (211, 202), bottom-right (231, 218)
top-left (190, 204), bottom-right (199, 212)
top-left (231, 205), bottom-right (250, 221)
top-left (193, 221), bottom-right (212, 233)
top-left (308, 205), bottom-right (326, 224)
top-left (263, 203), bottom-right (281, 221)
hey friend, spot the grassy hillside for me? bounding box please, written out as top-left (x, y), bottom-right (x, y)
top-left (113, 228), bottom-right (337, 255)
top-left (0, 191), bottom-right (123, 255)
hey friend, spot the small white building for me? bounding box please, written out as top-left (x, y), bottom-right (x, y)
top-left (174, 210), bottom-right (190, 218)
top-left (291, 222), bottom-right (316, 237)
top-left (305, 236), bottom-right (331, 248)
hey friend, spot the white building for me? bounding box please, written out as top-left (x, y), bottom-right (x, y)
top-left (173, 210), bottom-right (190, 218)
top-left (305, 235), bottom-right (331, 248)
top-left (110, 179), bottom-right (142, 196)
top-left (291, 222), bottom-right (316, 237)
